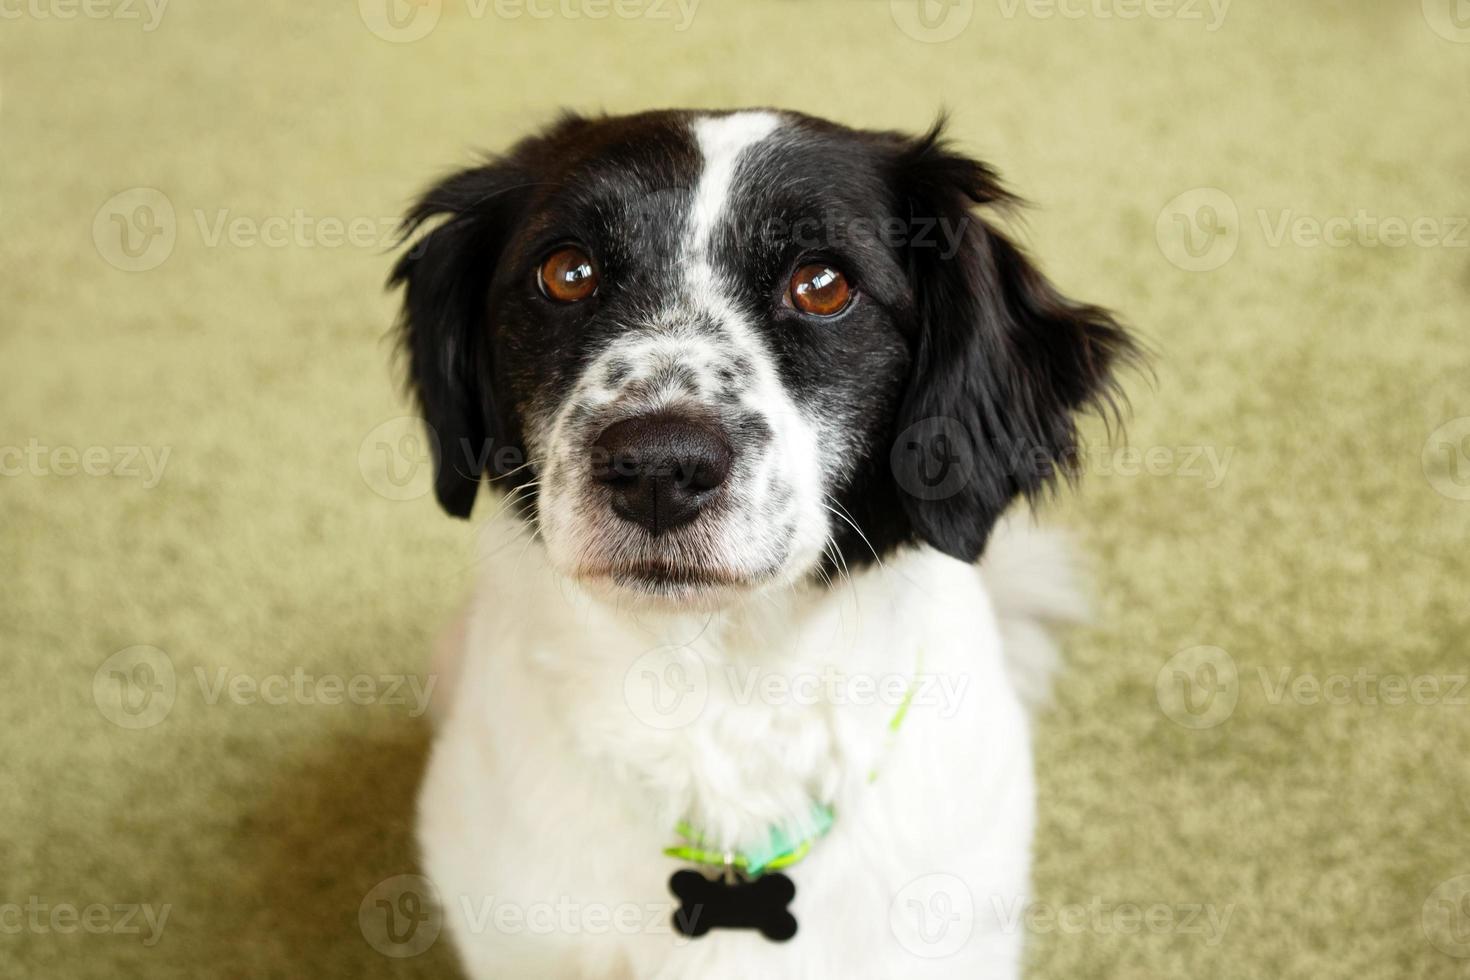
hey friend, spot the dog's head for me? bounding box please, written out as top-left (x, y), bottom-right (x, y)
top-left (391, 109), bottom-right (1135, 606)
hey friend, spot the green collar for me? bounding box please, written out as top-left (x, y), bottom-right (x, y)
top-left (665, 649), bottom-right (924, 879)
top-left (664, 803), bottom-right (835, 878)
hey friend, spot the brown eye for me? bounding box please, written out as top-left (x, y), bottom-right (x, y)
top-left (539, 246), bottom-right (599, 303)
top-left (789, 263), bottom-right (852, 317)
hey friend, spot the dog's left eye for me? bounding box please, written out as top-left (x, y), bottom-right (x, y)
top-left (539, 246), bottom-right (599, 303)
top-left (788, 263), bottom-right (852, 317)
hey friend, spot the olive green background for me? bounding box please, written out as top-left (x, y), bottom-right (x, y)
top-left (3, 1), bottom-right (1469, 977)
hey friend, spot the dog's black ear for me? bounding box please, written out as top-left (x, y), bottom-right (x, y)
top-left (389, 159), bottom-right (534, 518)
top-left (888, 121), bottom-right (1139, 560)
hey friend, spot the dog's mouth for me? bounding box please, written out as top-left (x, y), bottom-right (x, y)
top-left (577, 559), bottom-right (780, 604)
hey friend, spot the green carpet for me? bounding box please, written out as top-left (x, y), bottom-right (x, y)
top-left (3, 1), bottom-right (1468, 976)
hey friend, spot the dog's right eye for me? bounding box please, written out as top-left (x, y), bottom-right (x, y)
top-left (788, 263), bottom-right (852, 317)
top-left (539, 246), bottom-right (599, 303)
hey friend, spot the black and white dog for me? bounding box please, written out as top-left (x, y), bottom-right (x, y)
top-left (393, 109), bottom-right (1135, 979)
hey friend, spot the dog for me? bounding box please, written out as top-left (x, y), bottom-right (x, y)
top-left (391, 108), bottom-right (1136, 979)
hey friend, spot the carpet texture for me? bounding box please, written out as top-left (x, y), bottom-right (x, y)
top-left (3, 1), bottom-right (1469, 977)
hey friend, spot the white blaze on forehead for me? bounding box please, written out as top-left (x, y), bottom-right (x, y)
top-left (675, 111), bottom-right (832, 576)
top-left (687, 111), bottom-right (782, 254)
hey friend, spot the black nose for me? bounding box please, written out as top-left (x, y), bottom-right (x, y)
top-left (591, 416), bottom-right (733, 536)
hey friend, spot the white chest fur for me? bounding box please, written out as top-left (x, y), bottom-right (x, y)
top-left (418, 520), bottom-right (1043, 980)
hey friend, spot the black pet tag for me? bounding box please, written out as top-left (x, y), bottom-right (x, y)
top-left (669, 869), bottom-right (798, 942)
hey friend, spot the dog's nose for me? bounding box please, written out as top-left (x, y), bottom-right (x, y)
top-left (591, 416), bottom-right (732, 536)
